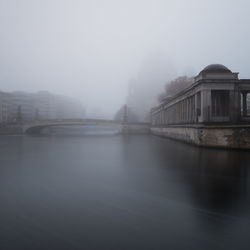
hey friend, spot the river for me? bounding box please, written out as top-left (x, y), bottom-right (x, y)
top-left (0, 133), bottom-right (250, 249)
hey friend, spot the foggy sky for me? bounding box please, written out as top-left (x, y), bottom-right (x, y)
top-left (1, 0), bottom-right (250, 118)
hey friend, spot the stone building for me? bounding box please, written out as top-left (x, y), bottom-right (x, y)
top-left (151, 64), bottom-right (250, 126)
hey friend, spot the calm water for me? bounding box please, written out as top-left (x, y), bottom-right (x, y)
top-left (0, 134), bottom-right (250, 250)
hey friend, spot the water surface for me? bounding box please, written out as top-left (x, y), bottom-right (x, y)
top-left (0, 134), bottom-right (250, 249)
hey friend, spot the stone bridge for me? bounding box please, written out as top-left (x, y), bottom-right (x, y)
top-left (22, 119), bottom-right (150, 134)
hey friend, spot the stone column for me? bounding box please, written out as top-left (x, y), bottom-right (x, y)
top-left (201, 90), bottom-right (211, 123)
top-left (229, 87), bottom-right (241, 123)
top-left (242, 92), bottom-right (247, 117)
top-left (194, 94), bottom-right (197, 123)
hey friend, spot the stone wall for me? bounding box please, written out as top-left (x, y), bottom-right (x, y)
top-left (151, 125), bottom-right (250, 149)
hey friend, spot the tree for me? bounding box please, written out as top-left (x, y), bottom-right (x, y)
top-left (157, 76), bottom-right (194, 103)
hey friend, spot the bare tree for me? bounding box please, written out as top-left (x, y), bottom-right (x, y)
top-left (157, 76), bottom-right (194, 103)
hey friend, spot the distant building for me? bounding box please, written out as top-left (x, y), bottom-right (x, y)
top-left (114, 105), bottom-right (139, 123)
top-left (33, 91), bottom-right (51, 120)
top-left (126, 79), bottom-right (153, 122)
top-left (51, 95), bottom-right (85, 119)
top-left (151, 64), bottom-right (250, 125)
top-left (9, 91), bottom-right (35, 122)
top-left (0, 91), bottom-right (10, 123)
top-left (0, 90), bottom-right (85, 123)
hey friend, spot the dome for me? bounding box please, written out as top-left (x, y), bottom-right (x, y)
top-left (200, 64), bottom-right (232, 74)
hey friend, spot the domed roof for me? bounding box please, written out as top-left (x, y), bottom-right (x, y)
top-left (201, 64), bottom-right (232, 73)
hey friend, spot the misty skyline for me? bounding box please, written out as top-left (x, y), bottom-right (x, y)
top-left (1, 0), bottom-right (250, 118)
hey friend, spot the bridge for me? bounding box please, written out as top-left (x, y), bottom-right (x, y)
top-left (22, 119), bottom-right (150, 134)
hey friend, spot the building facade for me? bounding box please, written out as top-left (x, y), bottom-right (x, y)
top-left (151, 64), bottom-right (250, 126)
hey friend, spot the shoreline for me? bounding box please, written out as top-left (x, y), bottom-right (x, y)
top-left (151, 125), bottom-right (250, 149)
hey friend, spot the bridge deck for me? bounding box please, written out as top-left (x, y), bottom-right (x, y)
top-left (22, 119), bottom-right (150, 134)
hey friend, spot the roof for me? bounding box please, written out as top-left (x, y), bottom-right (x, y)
top-left (200, 64), bottom-right (232, 74)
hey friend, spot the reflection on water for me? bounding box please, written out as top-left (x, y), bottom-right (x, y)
top-left (0, 134), bottom-right (249, 249)
top-left (155, 140), bottom-right (248, 211)
top-left (41, 125), bottom-right (120, 135)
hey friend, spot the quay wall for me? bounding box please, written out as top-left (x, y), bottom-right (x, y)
top-left (151, 125), bottom-right (250, 149)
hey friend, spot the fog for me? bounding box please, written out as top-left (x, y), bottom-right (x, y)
top-left (0, 0), bottom-right (250, 118)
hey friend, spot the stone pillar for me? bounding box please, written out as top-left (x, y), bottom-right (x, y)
top-left (201, 90), bottom-right (211, 123)
top-left (242, 92), bottom-right (247, 117)
top-left (229, 87), bottom-right (241, 123)
top-left (194, 94), bottom-right (197, 123)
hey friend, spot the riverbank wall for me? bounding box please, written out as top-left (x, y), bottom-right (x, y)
top-left (0, 124), bottom-right (23, 135)
top-left (151, 125), bottom-right (250, 149)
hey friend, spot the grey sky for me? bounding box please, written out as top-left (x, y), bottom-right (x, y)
top-left (0, 0), bottom-right (250, 118)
